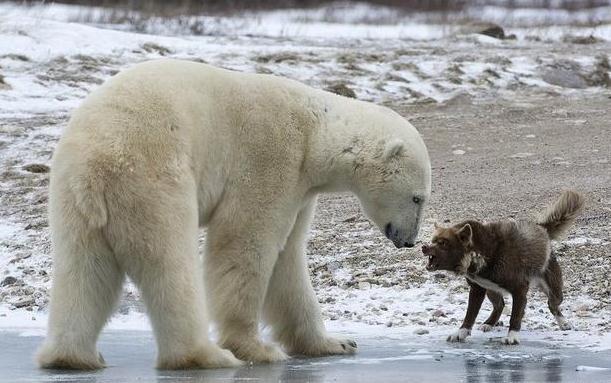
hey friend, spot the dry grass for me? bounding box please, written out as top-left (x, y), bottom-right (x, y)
top-left (0, 73), bottom-right (11, 90)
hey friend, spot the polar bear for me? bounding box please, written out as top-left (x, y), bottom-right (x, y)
top-left (37, 59), bottom-right (431, 370)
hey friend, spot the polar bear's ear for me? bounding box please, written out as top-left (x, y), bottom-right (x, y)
top-left (383, 139), bottom-right (405, 161)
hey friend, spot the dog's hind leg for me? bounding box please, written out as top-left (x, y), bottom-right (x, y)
top-left (479, 291), bottom-right (505, 332)
top-left (543, 257), bottom-right (572, 330)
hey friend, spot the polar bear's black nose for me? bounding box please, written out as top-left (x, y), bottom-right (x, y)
top-left (385, 223), bottom-right (393, 239)
top-left (404, 242), bottom-right (415, 248)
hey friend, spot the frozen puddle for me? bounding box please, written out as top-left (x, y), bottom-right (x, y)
top-left (2, 329), bottom-right (610, 382)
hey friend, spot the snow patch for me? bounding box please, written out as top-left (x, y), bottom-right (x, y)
top-left (576, 365), bottom-right (611, 372)
top-left (564, 237), bottom-right (606, 246)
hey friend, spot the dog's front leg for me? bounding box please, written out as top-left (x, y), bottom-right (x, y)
top-left (448, 282), bottom-right (486, 342)
top-left (502, 287), bottom-right (528, 345)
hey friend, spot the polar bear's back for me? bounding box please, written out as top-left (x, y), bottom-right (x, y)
top-left (66, 59), bottom-right (325, 151)
top-left (51, 60), bottom-right (329, 228)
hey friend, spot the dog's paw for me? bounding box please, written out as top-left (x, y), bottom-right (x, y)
top-left (559, 322), bottom-right (573, 331)
top-left (555, 316), bottom-right (572, 331)
top-left (501, 331), bottom-right (520, 345)
top-left (447, 328), bottom-right (470, 343)
top-left (479, 324), bottom-right (494, 332)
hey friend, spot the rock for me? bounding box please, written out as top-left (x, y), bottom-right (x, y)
top-left (386, 321), bottom-right (393, 327)
top-left (23, 164), bottom-right (50, 173)
top-left (255, 52), bottom-right (299, 64)
top-left (461, 23), bottom-right (506, 39)
top-left (584, 55), bottom-right (611, 87)
top-left (432, 309), bottom-right (446, 318)
top-left (1, 276), bottom-right (18, 287)
top-left (373, 268), bottom-right (387, 276)
top-left (478, 24), bottom-right (505, 39)
top-left (326, 261), bottom-right (341, 273)
top-left (0, 73), bottom-right (11, 90)
top-left (342, 215), bottom-right (358, 223)
top-left (543, 69), bottom-right (588, 89)
top-left (414, 328), bottom-right (429, 335)
top-left (325, 82), bottom-right (357, 98)
top-left (141, 42), bottom-right (171, 55)
top-left (542, 60), bottom-right (589, 89)
top-left (510, 152), bottom-right (534, 158)
top-left (358, 281), bottom-right (371, 290)
top-left (563, 35), bottom-right (602, 45)
top-left (13, 297), bottom-right (35, 309)
top-left (118, 305), bottom-right (130, 315)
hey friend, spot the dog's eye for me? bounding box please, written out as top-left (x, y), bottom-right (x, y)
top-left (438, 240), bottom-right (446, 247)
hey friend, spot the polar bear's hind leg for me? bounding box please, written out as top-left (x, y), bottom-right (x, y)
top-left (105, 176), bottom-right (242, 369)
top-left (37, 218), bottom-right (124, 370)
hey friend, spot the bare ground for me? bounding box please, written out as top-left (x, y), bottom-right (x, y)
top-left (308, 92), bottom-right (611, 330)
top-left (0, 38), bottom-right (609, 334)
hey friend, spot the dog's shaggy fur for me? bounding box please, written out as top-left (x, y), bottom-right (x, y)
top-left (422, 190), bottom-right (584, 345)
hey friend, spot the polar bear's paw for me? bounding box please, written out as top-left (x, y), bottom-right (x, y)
top-left (222, 339), bottom-right (288, 364)
top-left (37, 344), bottom-right (105, 370)
top-left (157, 344), bottom-right (243, 370)
top-left (290, 336), bottom-right (358, 357)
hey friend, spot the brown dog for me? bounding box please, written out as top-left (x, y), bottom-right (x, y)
top-left (422, 190), bottom-right (584, 345)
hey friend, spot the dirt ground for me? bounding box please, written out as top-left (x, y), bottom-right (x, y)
top-left (0, 22), bottom-right (609, 332)
top-left (309, 91), bottom-right (611, 329)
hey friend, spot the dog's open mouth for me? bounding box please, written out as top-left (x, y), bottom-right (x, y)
top-left (426, 255), bottom-right (438, 271)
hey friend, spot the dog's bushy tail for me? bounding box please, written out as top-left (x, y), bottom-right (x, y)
top-left (537, 190), bottom-right (585, 240)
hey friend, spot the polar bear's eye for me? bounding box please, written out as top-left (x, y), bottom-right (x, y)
top-left (413, 196), bottom-right (421, 204)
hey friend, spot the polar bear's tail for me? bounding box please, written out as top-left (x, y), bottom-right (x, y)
top-left (70, 175), bottom-right (108, 228)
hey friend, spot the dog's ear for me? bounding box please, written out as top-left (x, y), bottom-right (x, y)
top-left (457, 223), bottom-right (473, 246)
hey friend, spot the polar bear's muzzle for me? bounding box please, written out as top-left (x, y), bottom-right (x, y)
top-left (385, 222), bottom-right (416, 248)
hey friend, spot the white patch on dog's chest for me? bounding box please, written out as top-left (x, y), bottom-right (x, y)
top-left (466, 274), bottom-right (510, 296)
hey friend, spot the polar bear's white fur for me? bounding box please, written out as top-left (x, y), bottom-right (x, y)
top-left (37, 59), bottom-right (431, 370)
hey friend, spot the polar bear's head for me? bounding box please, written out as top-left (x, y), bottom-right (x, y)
top-left (353, 133), bottom-right (431, 249)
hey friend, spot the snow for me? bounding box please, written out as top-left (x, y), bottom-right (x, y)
top-left (0, 0), bottom-right (610, 359)
top-left (0, 222), bottom-right (19, 240)
top-left (564, 236), bottom-right (607, 246)
top-left (576, 365), bottom-right (611, 372)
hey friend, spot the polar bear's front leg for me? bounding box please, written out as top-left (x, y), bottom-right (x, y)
top-left (263, 199), bottom-right (357, 357)
top-left (205, 224), bottom-right (288, 363)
